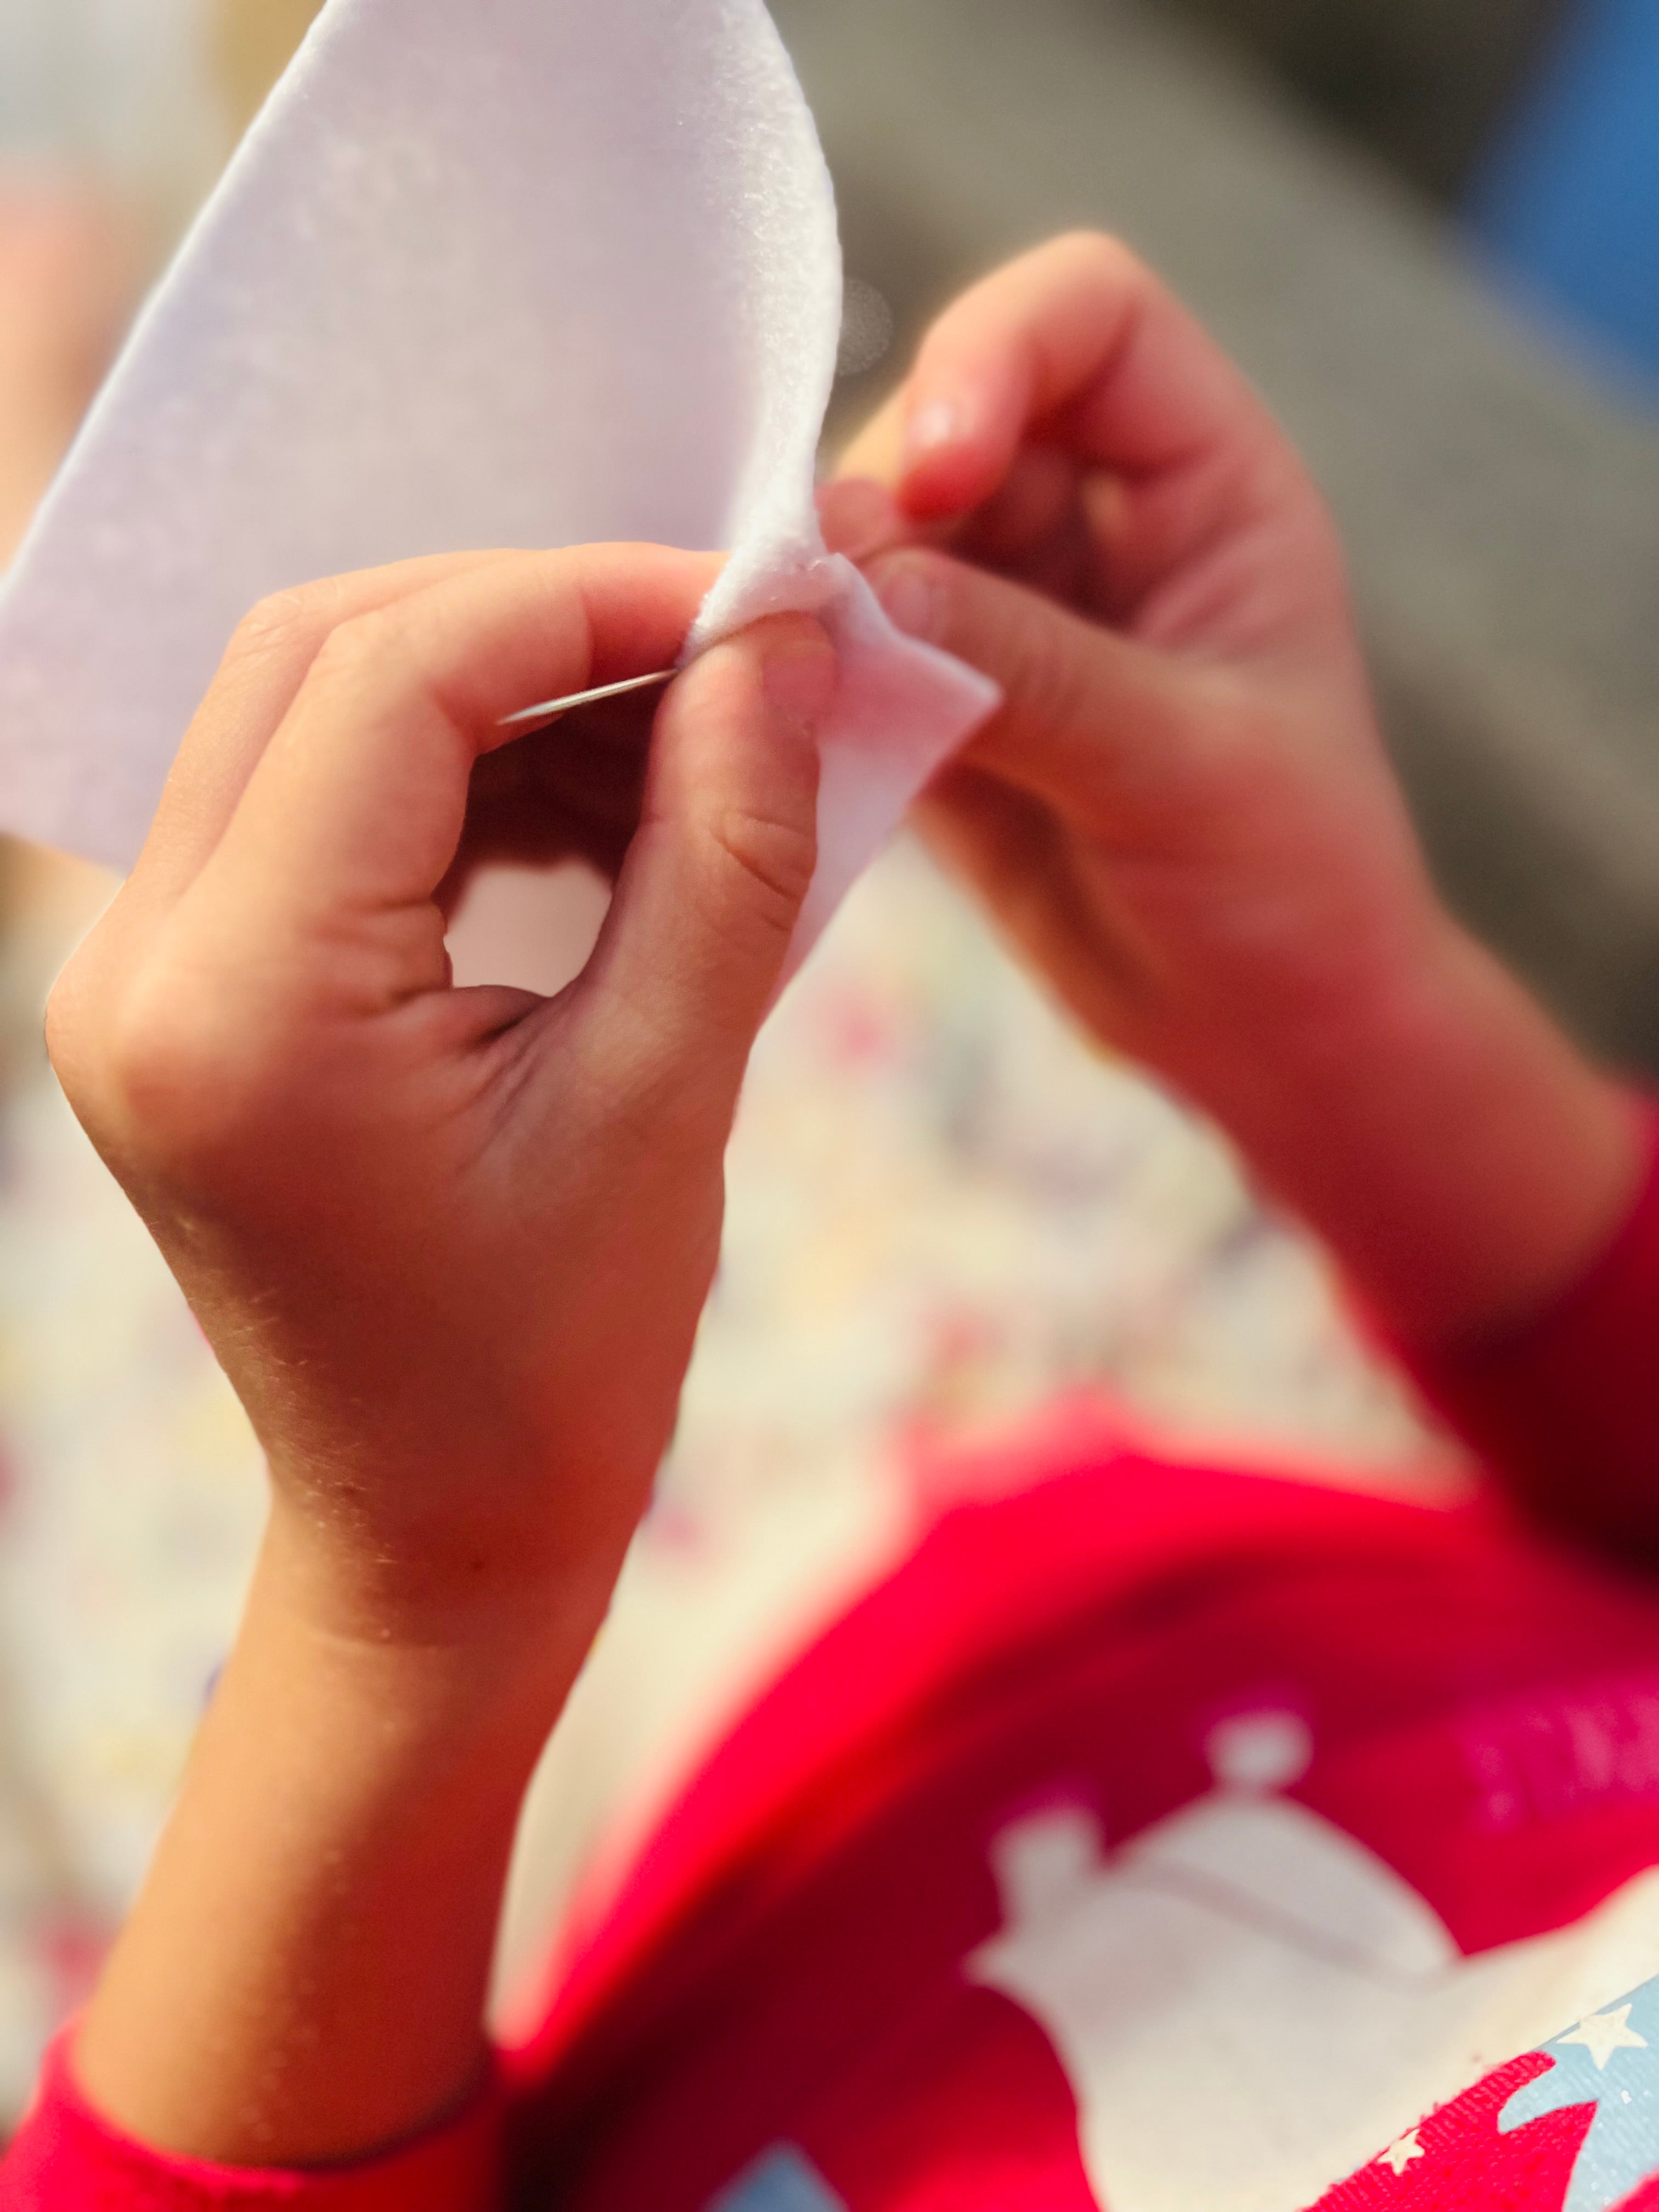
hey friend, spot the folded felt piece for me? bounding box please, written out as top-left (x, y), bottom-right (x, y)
top-left (0, 0), bottom-right (996, 977)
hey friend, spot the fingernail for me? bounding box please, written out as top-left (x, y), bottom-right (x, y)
top-left (763, 633), bottom-right (838, 727)
top-left (905, 397), bottom-right (967, 468)
top-left (874, 556), bottom-right (945, 645)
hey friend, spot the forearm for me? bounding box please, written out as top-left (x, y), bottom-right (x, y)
top-left (1204, 915), bottom-right (1643, 1351)
top-left (74, 1503), bottom-right (603, 2170)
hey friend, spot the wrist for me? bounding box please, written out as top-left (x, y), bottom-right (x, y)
top-left (251, 1492), bottom-right (623, 1756)
top-left (1197, 911), bottom-right (1644, 1348)
top-left (77, 1516), bottom-right (590, 2167)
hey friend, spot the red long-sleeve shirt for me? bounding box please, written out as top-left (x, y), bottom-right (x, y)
top-left (9, 1121), bottom-right (1659, 2212)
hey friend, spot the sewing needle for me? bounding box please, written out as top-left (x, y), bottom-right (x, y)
top-left (498, 667), bottom-right (678, 731)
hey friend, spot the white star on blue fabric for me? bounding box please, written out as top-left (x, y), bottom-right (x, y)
top-left (1558, 2007), bottom-right (1650, 2071)
top-left (1500, 1972), bottom-right (1659, 2212)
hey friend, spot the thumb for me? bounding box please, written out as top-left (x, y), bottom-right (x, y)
top-left (865, 547), bottom-right (1186, 810)
top-left (575, 613), bottom-right (831, 1103)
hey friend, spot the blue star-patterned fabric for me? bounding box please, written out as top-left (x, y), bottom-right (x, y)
top-left (1501, 1973), bottom-right (1659, 2212)
top-left (705, 2145), bottom-right (848, 2212)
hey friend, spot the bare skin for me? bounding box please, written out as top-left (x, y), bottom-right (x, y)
top-left (822, 233), bottom-right (1639, 1349)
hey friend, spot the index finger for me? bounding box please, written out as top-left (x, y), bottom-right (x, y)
top-left (848, 234), bottom-right (1296, 527)
top-left (192, 544), bottom-right (720, 978)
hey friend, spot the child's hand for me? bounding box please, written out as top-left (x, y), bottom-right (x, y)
top-left (51, 546), bottom-right (836, 2170)
top-left (827, 232), bottom-right (1441, 1121)
top-left (48, 546), bottom-right (833, 1647)
top-left (826, 235), bottom-right (1638, 1344)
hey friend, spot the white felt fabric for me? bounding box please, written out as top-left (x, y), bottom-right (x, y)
top-left (0, 0), bottom-right (995, 973)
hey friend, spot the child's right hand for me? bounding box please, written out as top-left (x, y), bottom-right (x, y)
top-left (46, 546), bottom-right (832, 1653)
top-left (826, 234), bottom-right (1640, 1346)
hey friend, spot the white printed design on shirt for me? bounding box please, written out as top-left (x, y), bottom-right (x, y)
top-left (969, 1711), bottom-right (1659, 2212)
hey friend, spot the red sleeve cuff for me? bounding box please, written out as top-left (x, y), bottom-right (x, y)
top-left (0, 2035), bottom-right (505, 2211)
top-left (1398, 1097), bottom-right (1659, 1552)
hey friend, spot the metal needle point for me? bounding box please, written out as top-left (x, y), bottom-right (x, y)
top-left (497, 667), bottom-right (678, 731)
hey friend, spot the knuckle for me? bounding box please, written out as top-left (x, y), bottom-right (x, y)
top-left (224, 584), bottom-right (334, 675)
top-left (304, 605), bottom-right (398, 689)
top-left (43, 914), bottom-right (130, 1126)
top-left (708, 799), bottom-right (818, 935)
top-left (1022, 633), bottom-right (1101, 749)
top-left (42, 958), bottom-right (93, 1105)
top-left (986, 581), bottom-right (1097, 740)
top-left (98, 963), bottom-right (273, 1174)
top-left (103, 980), bottom-right (213, 1127)
top-left (299, 605), bottom-right (426, 724)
